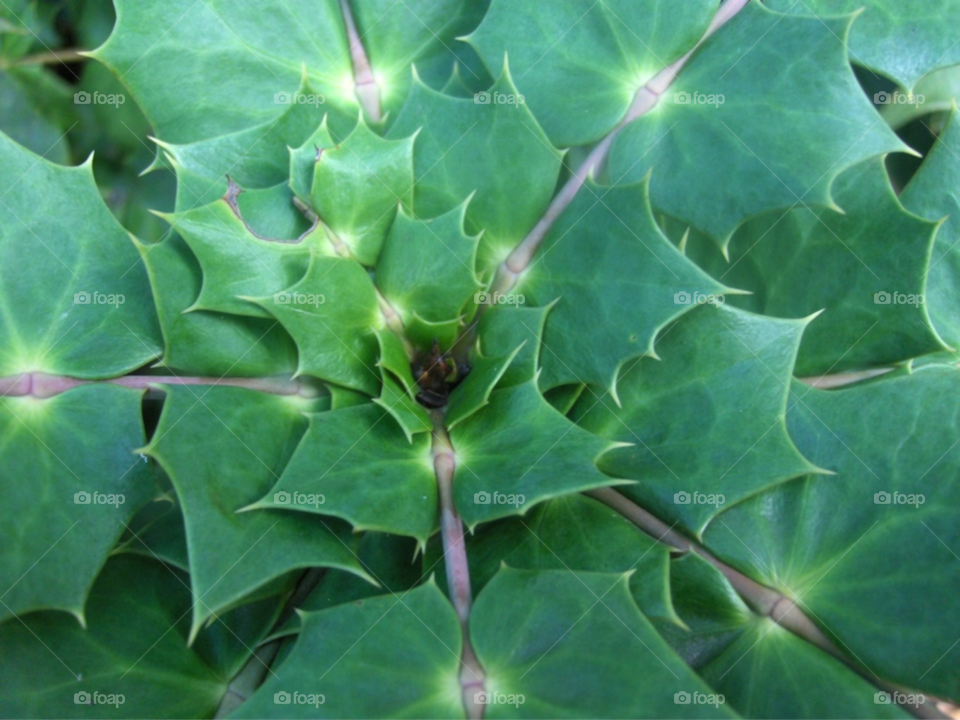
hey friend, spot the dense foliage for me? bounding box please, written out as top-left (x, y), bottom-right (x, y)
top-left (1, 0), bottom-right (959, 718)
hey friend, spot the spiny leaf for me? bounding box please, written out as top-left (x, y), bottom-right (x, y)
top-left (518, 177), bottom-right (728, 396)
top-left (166, 194), bottom-right (324, 320)
top-left (467, 0), bottom-right (720, 146)
top-left (471, 568), bottom-right (736, 718)
top-left (608, 2), bottom-right (909, 246)
top-left (692, 158), bottom-right (948, 375)
top-left (577, 305), bottom-right (823, 537)
top-left (444, 344), bottom-right (523, 429)
top-left (145, 385), bottom-right (369, 639)
top-left (0, 555), bottom-right (227, 718)
top-left (252, 403), bottom-right (437, 545)
top-left (704, 368), bottom-right (960, 698)
top-left (0, 385), bottom-right (155, 622)
top-left (901, 108), bottom-right (960, 350)
top-left (475, 303), bottom-right (552, 388)
top-left (450, 380), bottom-right (628, 527)
top-left (0, 130), bottom-right (161, 378)
top-left (388, 63), bottom-right (563, 268)
top-left (376, 200), bottom-right (482, 325)
top-left (252, 255), bottom-right (383, 395)
top-left (135, 234), bottom-right (299, 377)
top-left (231, 580), bottom-right (464, 719)
top-left (311, 117), bottom-right (416, 265)
top-left (767, 0), bottom-right (960, 90)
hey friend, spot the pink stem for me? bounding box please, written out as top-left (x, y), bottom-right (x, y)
top-left (0, 373), bottom-right (314, 399)
top-left (340, 0), bottom-right (381, 122)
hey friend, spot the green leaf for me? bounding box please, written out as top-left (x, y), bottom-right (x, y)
top-left (518, 178), bottom-right (728, 395)
top-left (145, 385), bottom-right (369, 639)
top-left (697, 158), bottom-right (947, 374)
top-left (311, 117), bottom-right (415, 265)
top-left (471, 567), bottom-right (735, 718)
top-left (135, 234), bottom-right (299, 377)
top-left (0, 385), bottom-right (155, 622)
top-left (231, 580), bottom-right (464, 719)
top-left (388, 66), bottom-right (563, 268)
top-left (577, 305), bottom-right (822, 537)
top-left (475, 303), bottom-right (552, 388)
top-left (116, 497), bottom-right (189, 572)
top-left (157, 77), bottom-right (331, 211)
top-left (608, 2), bottom-right (908, 245)
top-left (429, 494), bottom-right (679, 624)
top-left (252, 403), bottom-right (437, 545)
top-left (767, 0), bottom-right (960, 90)
top-left (703, 368), bottom-right (960, 698)
top-left (253, 255), bottom-right (384, 395)
top-left (374, 372), bottom-right (432, 443)
top-left (445, 344), bottom-right (523, 429)
top-left (901, 109), bottom-right (960, 350)
top-left (0, 131), bottom-right (161, 378)
top-left (93, 0), bottom-right (355, 144)
top-left (450, 380), bottom-right (626, 527)
top-left (169, 194), bottom-right (323, 319)
top-left (289, 117), bottom-right (336, 202)
top-left (0, 555), bottom-right (227, 719)
top-left (467, 0), bottom-right (719, 146)
top-left (376, 201), bottom-right (481, 325)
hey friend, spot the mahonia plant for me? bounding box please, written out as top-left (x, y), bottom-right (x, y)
top-left (2, 0), bottom-right (960, 717)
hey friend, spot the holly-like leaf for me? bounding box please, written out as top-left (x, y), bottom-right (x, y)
top-left (0, 131), bottom-right (161, 378)
top-left (252, 255), bottom-right (384, 395)
top-left (311, 118), bottom-right (415, 265)
top-left (901, 109), bottom-right (960, 350)
top-left (0, 555), bottom-right (227, 719)
top-left (429, 494), bottom-right (679, 625)
top-left (445, 344), bottom-right (523, 429)
top-left (767, 0), bottom-right (960, 90)
top-left (388, 65), bottom-right (563, 268)
top-left (157, 76), bottom-right (330, 211)
top-left (577, 305), bottom-right (822, 537)
top-left (376, 201), bottom-right (482, 325)
top-left (168, 194), bottom-right (323, 319)
top-left (517, 178), bottom-right (728, 396)
top-left (608, 2), bottom-right (909, 245)
top-left (374, 372), bottom-right (432, 443)
top-left (467, 0), bottom-right (719, 147)
top-left (93, 0), bottom-right (355, 144)
top-left (475, 303), bottom-right (552, 388)
top-left (135, 234), bottom-right (299, 377)
top-left (703, 368), bottom-right (960, 699)
top-left (450, 380), bottom-right (628, 527)
top-left (232, 580), bottom-right (464, 719)
top-left (0, 385), bottom-right (154, 622)
top-left (695, 158), bottom-right (948, 375)
top-left (251, 403), bottom-right (437, 545)
top-left (145, 384), bottom-right (369, 639)
top-left (471, 568), bottom-right (735, 718)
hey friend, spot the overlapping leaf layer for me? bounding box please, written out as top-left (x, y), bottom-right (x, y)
top-left (1, 0), bottom-right (959, 718)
